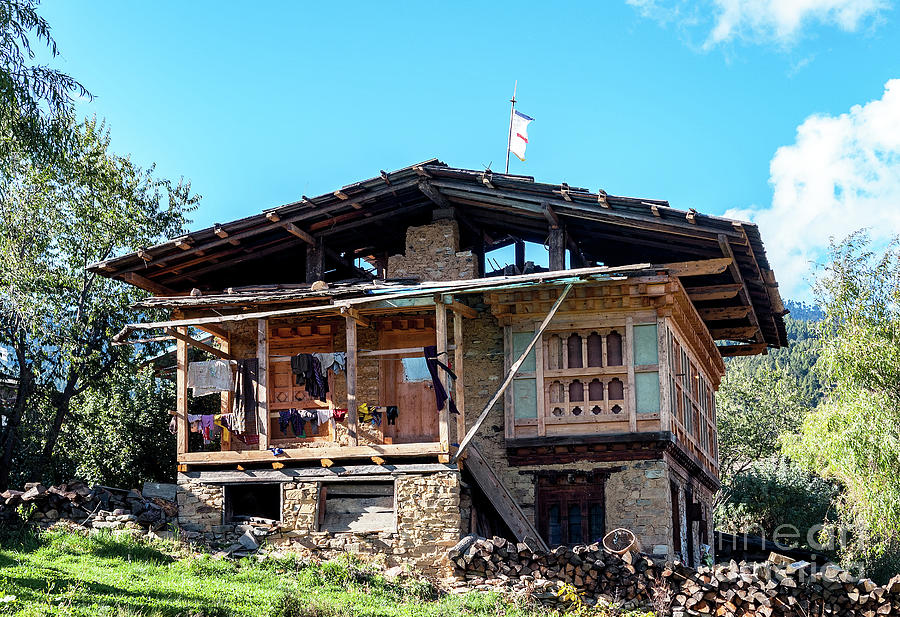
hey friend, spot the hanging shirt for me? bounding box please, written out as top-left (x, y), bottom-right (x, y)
top-left (424, 345), bottom-right (459, 415)
top-left (316, 408), bottom-right (332, 426)
top-left (187, 360), bottom-right (233, 397)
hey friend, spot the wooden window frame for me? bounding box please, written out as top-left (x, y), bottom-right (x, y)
top-left (537, 479), bottom-right (606, 548)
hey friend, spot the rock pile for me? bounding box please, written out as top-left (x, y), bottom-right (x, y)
top-left (0, 481), bottom-right (177, 532)
top-left (449, 535), bottom-right (900, 616)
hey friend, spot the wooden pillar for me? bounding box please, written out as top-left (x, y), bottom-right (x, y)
top-left (219, 332), bottom-right (232, 451)
top-left (625, 315), bottom-right (637, 433)
top-left (658, 316), bottom-right (672, 433)
top-left (568, 233), bottom-right (586, 268)
top-left (176, 326), bottom-right (189, 457)
top-left (514, 239), bottom-right (526, 273)
top-left (345, 316), bottom-right (359, 446)
top-left (306, 236), bottom-right (325, 283)
top-left (453, 310), bottom-right (466, 445)
top-left (548, 228), bottom-right (565, 271)
top-left (474, 243), bottom-right (485, 277)
top-left (257, 318), bottom-right (269, 450)
top-left (436, 301), bottom-right (450, 457)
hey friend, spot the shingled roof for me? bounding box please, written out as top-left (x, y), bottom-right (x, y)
top-left (88, 159), bottom-right (787, 350)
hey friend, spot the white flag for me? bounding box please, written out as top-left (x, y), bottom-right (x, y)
top-left (509, 110), bottom-right (533, 161)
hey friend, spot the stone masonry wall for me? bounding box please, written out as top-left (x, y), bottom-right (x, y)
top-left (386, 220), bottom-right (477, 281)
top-left (176, 478), bottom-right (223, 533)
top-left (459, 294), bottom-right (677, 557)
top-left (176, 471), bottom-right (463, 576)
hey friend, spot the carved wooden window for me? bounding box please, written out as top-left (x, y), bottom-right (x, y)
top-left (667, 325), bottom-right (718, 465)
top-left (538, 328), bottom-right (631, 423)
top-left (537, 479), bottom-right (606, 547)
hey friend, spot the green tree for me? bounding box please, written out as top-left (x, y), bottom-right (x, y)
top-left (715, 363), bottom-right (811, 491)
top-left (0, 118), bottom-right (197, 488)
top-left (715, 457), bottom-right (838, 551)
top-left (784, 232), bottom-right (900, 573)
top-left (0, 0), bottom-right (90, 171)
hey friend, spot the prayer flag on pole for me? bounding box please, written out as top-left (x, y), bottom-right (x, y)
top-left (509, 110), bottom-right (533, 161)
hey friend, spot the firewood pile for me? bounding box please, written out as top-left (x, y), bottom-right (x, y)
top-left (448, 535), bottom-right (900, 616)
top-left (0, 481), bottom-right (177, 532)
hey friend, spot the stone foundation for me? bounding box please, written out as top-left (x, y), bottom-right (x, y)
top-left (176, 470), bottom-right (463, 576)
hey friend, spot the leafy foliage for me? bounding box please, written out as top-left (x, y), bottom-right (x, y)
top-left (783, 232), bottom-right (900, 571)
top-left (715, 362), bottom-right (812, 487)
top-left (0, 117), bottom-right (197, 488)
top-left (715, 457), bottom-right (838, 550)
top-left (0, 0), bottom-right (90, 172)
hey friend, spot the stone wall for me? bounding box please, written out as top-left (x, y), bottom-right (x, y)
top-left (386, 220), bottom-right (478, 281)
top-left (176, 478), bottom-right (223, 533)
top-left (457, 295), bottom-right (680, 558)
top-left (176, 471), bottom-right (463, 576)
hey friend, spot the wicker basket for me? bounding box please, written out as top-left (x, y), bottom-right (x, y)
top-left (602, 528), bottom-right (638, 554)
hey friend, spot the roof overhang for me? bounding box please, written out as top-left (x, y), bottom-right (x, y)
top-left (90, 160), bottom-right (787, 351)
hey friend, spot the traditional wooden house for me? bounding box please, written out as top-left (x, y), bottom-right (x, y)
top-left (91, 160), bottom-right (786, 573)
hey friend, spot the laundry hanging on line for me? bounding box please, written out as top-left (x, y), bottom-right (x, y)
top-left (187, 360), bottom-right (233, 397)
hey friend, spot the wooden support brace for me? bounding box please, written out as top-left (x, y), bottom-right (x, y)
top-left (340, 306), bottom-right (370, 328)
top-left (164, 327), bottom-right (235, 360)
top-left (282, 222), bottom-right (316, 245)
top-left (453, 283), bottom-right (574, 461)
top-left (118, 272), bottom-right (178, 297)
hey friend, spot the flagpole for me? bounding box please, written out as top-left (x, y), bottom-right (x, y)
top-left (505, 80), bottom-right (517, 174)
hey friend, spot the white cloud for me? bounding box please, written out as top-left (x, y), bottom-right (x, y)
top-left (724, 79), bottom-right (900, 298)
top-left (627, 0), bottom-right (889, 47)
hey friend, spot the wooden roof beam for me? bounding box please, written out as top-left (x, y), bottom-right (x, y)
top-left (417, 180), bottom-right (452, 210)
top-left (214, 224), bottom-right (240, 246)
top-left (697, 306), bottom-right (752, 321)
top-left (718, 234), bottom-right (764, 343)
top-left (280, 222), bottom-right (316, 245)
top-left (163, 327), bottom-right (235, 360)
top-left (117, 272), bottom-right (179, 297)
top-left (718, 343), bottom-right (768, 357)
top-left (658, 257), bottom-right (732, 278)
top-left (542, 202), bottom-right (561, 229)
top-left (431, 180), bottom-right (743, 241)
top-left (340, 306), bottom-right (370, 328)
top-left (709, 326), bottom-right (758, 341)
top-left (685, 284), bottom-right (742, 302)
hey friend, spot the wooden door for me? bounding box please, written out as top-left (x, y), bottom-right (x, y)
top-left (379, 329), bottom-right (439, 444)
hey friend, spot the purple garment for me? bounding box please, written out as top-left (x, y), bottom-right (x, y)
top-left (200, 415), bottom-right (214, 443)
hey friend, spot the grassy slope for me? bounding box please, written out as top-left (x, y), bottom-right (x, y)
top-left (0, 528), bottom-right (642, 617)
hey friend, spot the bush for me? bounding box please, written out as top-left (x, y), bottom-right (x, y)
top-left (716, 457), bottom-right (838, 550)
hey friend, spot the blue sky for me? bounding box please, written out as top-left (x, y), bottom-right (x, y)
top-left (43, 1), bottom-right (900, 299)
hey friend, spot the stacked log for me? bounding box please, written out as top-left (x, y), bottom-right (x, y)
top-left (448, 535), bottom-right (900, 616)
top-left (0, 481), bottom-right (176, 532)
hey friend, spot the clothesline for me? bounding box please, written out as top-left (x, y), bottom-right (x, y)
top-left (269, 346), bottom-right (455, 361)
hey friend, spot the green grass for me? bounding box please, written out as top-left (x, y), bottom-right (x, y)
top-left (0, 527), bottom-right (537, 617)
top-left (0, 527), bottom-right (654, 617)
